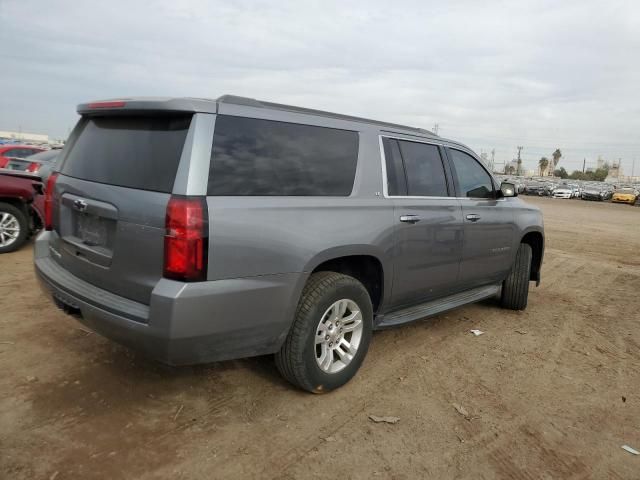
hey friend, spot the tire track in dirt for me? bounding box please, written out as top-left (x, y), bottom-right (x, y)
top-left (161, 317), bottom-right (470, 478)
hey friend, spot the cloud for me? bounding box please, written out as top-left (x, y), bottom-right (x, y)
top-left (1, 0), bottom-right (639, 171)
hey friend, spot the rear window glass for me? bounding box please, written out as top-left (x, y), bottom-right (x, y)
top-left (208, 115), bottom-right (359, 196)
top-left (27, 150), bottom-right (59, 162)
top-left (61, 115), bottom-right (191, 192)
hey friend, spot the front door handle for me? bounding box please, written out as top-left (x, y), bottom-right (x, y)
top-left (400, 214), bottom-right (421, 223)
top-left (466, 213), bottom-right (481, 222)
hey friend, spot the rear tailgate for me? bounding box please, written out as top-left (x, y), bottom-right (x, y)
top-left (50, 114), bottom-right (192, 305)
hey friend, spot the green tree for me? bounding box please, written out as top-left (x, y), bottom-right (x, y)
top-left (538, 157), bottom-right (550, 176)
top-left (504, 164), bottom-right (516, 175)
top-left (554, 167), bottom-right (568, 179)
top-left (592, 166), bottom-right (609, 182)
top-left (567, 164), bottom-right (610, 182)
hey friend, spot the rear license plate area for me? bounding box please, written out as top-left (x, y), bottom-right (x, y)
top-left (60, 211), bottom-right (116, 267)
top-left (75, 212), bottom-right (112, 248)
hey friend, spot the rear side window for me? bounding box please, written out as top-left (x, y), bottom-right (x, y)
top-left (61, 115), bottom-right (191, 192)
top-left (208, 116), bottom-right (359, 196)
top-left (382, 137), bottom-right (449, 197)
top-left (449, 149), bottom-right (494, 198)
top-left (382, 138), bottom-right (407, 196)
top-left (398, 140), bottom-right (448, 197)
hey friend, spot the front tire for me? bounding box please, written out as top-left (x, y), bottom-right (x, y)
top-left (501, 243), bottom-right (532, 310)
top-left (275, 272), bottom-right (373, 393)
top-left (0, 202), bottom-right (29, 254)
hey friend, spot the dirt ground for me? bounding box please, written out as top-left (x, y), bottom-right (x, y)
top-left (1, 197), bottom-right (639, 479)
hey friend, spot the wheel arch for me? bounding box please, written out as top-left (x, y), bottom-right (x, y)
top-left (0, 197), bottom-right (39, 232)
top-left (302, 246), bottom-right (389, 313)
top-left (0, 196), bottom-right (27, 208)
top-left (520, 230), bottom-right (544, 285)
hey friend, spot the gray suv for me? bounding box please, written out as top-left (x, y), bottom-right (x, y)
top-left (35, 96), bottom-right (544, 392)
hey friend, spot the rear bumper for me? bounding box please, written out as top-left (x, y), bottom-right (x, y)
top-left (611, 197), bottom-right (636, 204)
top-left (34, 231), bottom-right (302, 365)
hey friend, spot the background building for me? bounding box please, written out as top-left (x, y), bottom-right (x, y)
top-left (0, 129), bottom-right (49, 144)
top-left (605, 161), bottom-right (623, 182)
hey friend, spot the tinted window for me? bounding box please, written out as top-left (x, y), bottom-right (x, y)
top-left (27, 150), bottom-right (59, 163)
top-left (208, 116), bottom-right (358, 196)
top-left (398, 140), bottom-right (448, 197)
top-left (382, 138), bottom-right (407, 196)
top-left (11, 148), bottom-right (40, 158)
top-left (61, 115), bottom-right (191, 192)
top-left (5, 148), bottom-right (22, 158)
top-left (449, 149), bottom-right (494, 198)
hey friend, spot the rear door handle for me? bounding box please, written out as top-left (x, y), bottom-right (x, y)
top-left (466, 214), bottom-right (481, 222)
top-left (400, 214), bottom-right (421, 223)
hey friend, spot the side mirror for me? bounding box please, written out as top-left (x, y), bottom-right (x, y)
top-left (500, 182), bottom-right (517, 197)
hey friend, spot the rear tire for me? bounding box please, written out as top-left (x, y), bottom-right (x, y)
top-left (275, 272), bottom-right (373, 393)
top-left (0, 202), bottom-right (29, 254)
top-left (501, 243), bottom-right (532, 310)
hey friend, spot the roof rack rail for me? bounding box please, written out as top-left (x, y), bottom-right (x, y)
top-left (216, 95), bottom-right (437, 136)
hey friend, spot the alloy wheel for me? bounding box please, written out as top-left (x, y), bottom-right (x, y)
top-left (0, 212), bottom-right (20, 248)
top-left (315, 299), bottom-right (364, 374)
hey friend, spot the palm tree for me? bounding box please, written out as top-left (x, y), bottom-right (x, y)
top-left (551, 149), bottom-right (562, 177)
top-left (538, 157), bottom-right (549, 176)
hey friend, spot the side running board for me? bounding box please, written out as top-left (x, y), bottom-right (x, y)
top-left (375, 284), bottom-right (501, 329)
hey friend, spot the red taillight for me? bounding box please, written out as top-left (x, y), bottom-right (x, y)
top-left (44, 173), bottom-right (59, 231)
top-left (0, 157), bottom-right (7, 168)
top-left (163, 196), bottom-right (208, 282)
top-left (88, 100), bottom-right (126, 109)
top-left (26, 162), bottom-right (40, 173)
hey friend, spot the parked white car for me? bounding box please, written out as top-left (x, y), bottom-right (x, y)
top-left (553, 186), bottom-right (573, 199)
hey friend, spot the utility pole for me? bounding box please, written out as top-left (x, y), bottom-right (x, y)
top-left (516, 146), bottom-right (523, 176)
top-left (582, 158), bottom-right (586, 173)
top-left (432, 123), bottom-right (439, 135)
top-left (490, 149), bottom-right (495, 172)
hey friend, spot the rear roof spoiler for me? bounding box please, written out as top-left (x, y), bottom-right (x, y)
top-left (77, 97), bottom-right (219, 116)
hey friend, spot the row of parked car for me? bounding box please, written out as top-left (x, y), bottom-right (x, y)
top-left (0, 145), bottom-right (60, 253)
top-left (507, 177), bottom-right (640, 205)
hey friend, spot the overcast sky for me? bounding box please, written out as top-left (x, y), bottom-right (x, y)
top-left (1, 0), bottom-right (639, 173)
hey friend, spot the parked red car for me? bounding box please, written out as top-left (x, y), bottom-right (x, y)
top-left (4, 149), bottom-right (60, 175)
top-left (0, 171), bottom-right (45, 253)
top-left (0, 145), bottom-right (46, 168)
